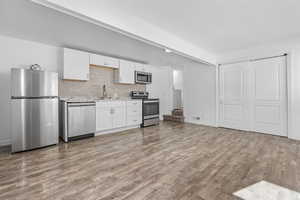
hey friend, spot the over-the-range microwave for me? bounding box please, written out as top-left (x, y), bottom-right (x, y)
top-left (135, 71), bottom-right (152, 84)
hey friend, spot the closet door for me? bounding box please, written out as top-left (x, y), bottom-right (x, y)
top-left (250, 57), bottom-right (287, 136)
top-left (219, 62), bottom-right (250, 131)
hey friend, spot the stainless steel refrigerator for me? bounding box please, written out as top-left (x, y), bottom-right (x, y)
top-left (11, 68), bottom-right (59, 152)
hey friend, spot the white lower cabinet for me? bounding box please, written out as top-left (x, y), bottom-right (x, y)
top-left (126, 101), bottom-right (142, 126)
top-left (96, 100), bottom-right (141, 133)
top-left (96, 106), bottom-right (113, 131)
top-left (126, 115), bottom-right (141, 126)
top-left (112, 105), bottom-right (126, 128)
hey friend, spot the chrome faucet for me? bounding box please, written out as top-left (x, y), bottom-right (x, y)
top-left (102, 84), bottom-right (107, 98)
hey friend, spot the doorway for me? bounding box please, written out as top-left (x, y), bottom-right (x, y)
top-left (219, 56), bottom-right (287, 136)
top-left (173, 69), bottom-right (183, 110)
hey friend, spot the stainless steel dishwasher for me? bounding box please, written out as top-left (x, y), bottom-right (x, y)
top-left (60, 101), bottom-right (96, 142)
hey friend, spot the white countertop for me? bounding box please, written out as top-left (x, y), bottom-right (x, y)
top-left (60, 97), bottom-right (141, 103)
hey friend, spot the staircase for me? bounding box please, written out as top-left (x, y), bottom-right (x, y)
top-left (163, 109), bottom-right (184, 123)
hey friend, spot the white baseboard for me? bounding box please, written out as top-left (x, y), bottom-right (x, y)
top-left (95, 125), bottom-right (140, 136)
top-left (185, 120), bottom-right (217, 127)
top-left (0, 139), bottom-right (11, 146)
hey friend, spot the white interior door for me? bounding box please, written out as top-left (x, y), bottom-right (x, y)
top-left (219, 56), bottom-right (287, 136)
top-left (219, 62), bottom-right (250, 131)
top-left (250, 57), bottom-right (287, 136)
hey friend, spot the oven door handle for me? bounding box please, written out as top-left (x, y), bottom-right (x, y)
top-left (144, 115), bottom-right (160, 119)
top-left (143, 100), bottom-right (159, 103)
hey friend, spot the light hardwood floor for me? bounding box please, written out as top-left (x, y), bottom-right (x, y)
top-left (0, 122), bottom-right (300, 200)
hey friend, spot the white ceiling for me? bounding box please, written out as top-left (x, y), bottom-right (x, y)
top-left (1, 0), bottom-right (202, 68)
top-left (33, 0), bottom-right (300, 56)
top-left (108, 0), bottom-right (300, 53)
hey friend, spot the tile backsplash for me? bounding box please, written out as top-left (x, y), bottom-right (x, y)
top-left (59, 66), bottom-right (145, 98)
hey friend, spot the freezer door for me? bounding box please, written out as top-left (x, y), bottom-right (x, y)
top-left (11, 98), bottom-right (59, 152)
top-left (11, 68), bottom-right (58, 97)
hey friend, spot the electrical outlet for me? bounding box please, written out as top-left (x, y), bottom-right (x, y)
top-left (193, 116), bottom-right (201, 120)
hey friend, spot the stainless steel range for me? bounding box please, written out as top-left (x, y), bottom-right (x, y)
top-left (130, 91), bottom-right (159, 127)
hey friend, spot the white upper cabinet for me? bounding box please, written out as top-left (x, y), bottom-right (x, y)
top-left (63, 47), bottom-right (148, 84)
top-left (90, 54), bottom-right (119, 69)
top-left (63, 48), bottom-right (90, 81)
top-left (134, 63), bottom-right (148, 72)
top-left (115, 60), bottom-right (135, 84)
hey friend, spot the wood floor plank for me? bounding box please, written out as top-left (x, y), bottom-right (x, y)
top-left (0, 122), bottom-right (300, 200)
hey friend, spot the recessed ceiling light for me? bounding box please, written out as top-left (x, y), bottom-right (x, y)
top-left (164, 48), bottom-right (172, 53)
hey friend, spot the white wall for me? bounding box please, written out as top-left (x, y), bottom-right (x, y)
top-left (217, 41), bottom-right (300, 140)
top-left (0, 35), bottom-right (60, 145)
top-left (183, 63), bottom-right (216, 126)
top-left (287, 49), bottom-right (300, 140)
top-left (146, 66), bottom-right (173, 119)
